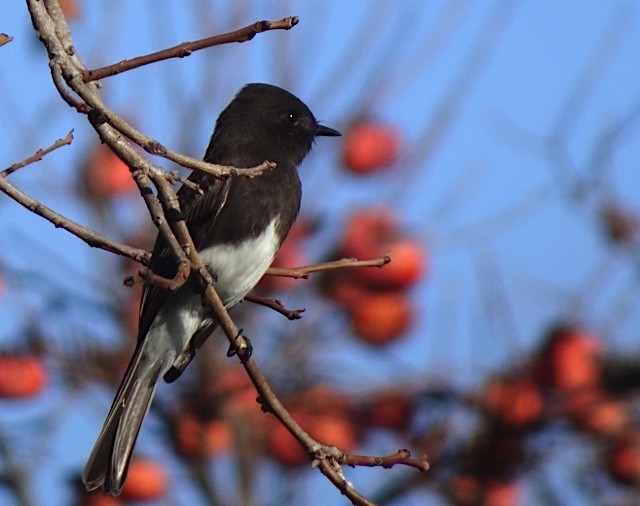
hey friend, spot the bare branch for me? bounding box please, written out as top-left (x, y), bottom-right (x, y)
top-left (266, 255), bottom-right (392, 279)
top-left (0, 33), bottom-right (14, 47)
top-left (82, 17), bottom-right (300, 82)
top-left (164, 170), bottom-right (204, 194)
top-left (243, 293), bottom-right (305, 320)
top-left (28, 0), bottom-right (276, 180)
top-left (123, 263), bottom-right (191, 290)
top-left (0, 176), bottom-right (149, 264)
top-left (0, 130), bottom-right (73, 178)
top-left (0, 131), bottom-right (149, 263)
top-left (344, 449), bottom-right (430, 472)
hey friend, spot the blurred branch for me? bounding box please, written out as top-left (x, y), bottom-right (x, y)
top-left (0, 429), bottom-right (37, 506)
top-left (82, 16), bottom-right (300, 82)
top-left (410, 0), bottom-right (516, 167)
top-left (435, 184), bottom-right (553, 248)
top-left (547, 6), bottom-right (631, 191)
top-left (589, 97), bottom-right (640, 187)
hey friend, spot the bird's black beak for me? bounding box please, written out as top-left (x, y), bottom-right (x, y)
top-left (315, 124), bottom-right (341, 137)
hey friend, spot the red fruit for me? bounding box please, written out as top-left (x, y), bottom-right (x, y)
top-left (341, 209), bottom-right (425, 289)
top-left (535, 325), bottom-right (602, 392)
top-left (310, 414), bottom-right (357, 452)
top-left (451, 475), bottom-right (482, 505)
top-left (267, 409), bottom-right (357, 468)
top-left (577, 397), bottom-right (630, 438)
top-left (351, 292), bottom-right (413, 345)
top-left (173, 415), bottom-right (202, 457)
top-left (297, 384), bottom-right (353, 416)
top-left (342, 208), bottom-right (398, 260)
top-left (608, 431), bottom-right (640, 485)
top-left (354, 239), bottom-right (425, 289)
top-left (324, 277), bottom-right (373, 310)
top-left (174, 414), bottom-right (231, 458)
top-left (121, 459), bottom-right (168, 501)
top-left (266, 411), bottom-right (311, 467)
top-left (482, 378), bottom-right (543, 429)
top-left (216, 366), bottom-right (258, 415)
top-left (562, 388), bottom-right (605, 420)
top-left (83, 144), bottom-right (137, 199)
top-left (0, 355), bottom-right (47, 398)
top-left (367, 389), bottom-right (412, 430)
top-left (78, 492), bottom-right (122, 506)
top-left (59, 0), bottom-right (80, 19)
top-left (342, 122), bottom-right (400, 174)
top-left (482, 480), bottom-right (520, 506)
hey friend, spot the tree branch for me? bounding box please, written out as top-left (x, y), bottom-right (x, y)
top-left (0, 33), bottom-right (14, 47)
top-left (0, 131), bottom-right (149, 264)
top-left (0, 130), bottom-right (73, 178)
top-left (243, 293), bottom-right (305, 320)
top-left (343, 449), bottom-right (430, 472)
top-left (82, 17), bottom-right (299, 82)
top-left (266, 255), bottom-right (392, 279)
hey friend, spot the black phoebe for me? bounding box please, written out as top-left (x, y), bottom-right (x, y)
top-left (83, 83), bottom-right (340, 495)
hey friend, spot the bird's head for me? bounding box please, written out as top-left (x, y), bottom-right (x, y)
top-left (207, 83), bottom-right (340, 168)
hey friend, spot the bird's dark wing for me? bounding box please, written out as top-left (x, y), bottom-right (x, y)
top-left (137, 171), bottom-right (232, 340)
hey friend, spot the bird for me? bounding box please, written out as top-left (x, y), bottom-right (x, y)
top-left (82, 83), bottom-right (340, 495)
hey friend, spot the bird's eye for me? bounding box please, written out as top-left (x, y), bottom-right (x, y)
top-left (287, 112), bottom-right (297, 124)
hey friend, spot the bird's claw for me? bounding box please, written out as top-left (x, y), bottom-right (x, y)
top-left (226, 329), bottom-right (253, 362)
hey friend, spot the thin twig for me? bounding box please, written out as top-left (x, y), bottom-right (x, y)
top-left (0, 131), bottom-right (149, 263)
top-left (243, 293), bottom-right (305, 320)
top-left (0, 130), bottom-right (74, 178)
top-left (0, 176), bottom-right (150, 264)
top-left (343, 449), bottom-right (429, 472)
top-left (33, 1), bottom-right (277, 181)
top-left (164, 170), bottom-right (204, 194)
top-left (0, 427), bottom-right (38, 506)
top-left (124, 264), bottom-right (191, 291)
top-left (266, 255), bottom-right (391, 279)
top-left (0, 33), bottom-right (14, 47)
top-left (82, 16), bottom-right (300, 82)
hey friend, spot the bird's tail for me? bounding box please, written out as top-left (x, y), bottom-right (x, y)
top-left (82, 342), bottom-right (163, 496)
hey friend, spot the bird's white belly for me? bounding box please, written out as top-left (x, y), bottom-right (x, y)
top-left (143, 218), bottom-right (281, 369)
top-left (198, 217), bottom-right (280, 308)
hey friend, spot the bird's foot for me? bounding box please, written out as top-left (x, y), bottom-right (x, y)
top-left (226, 329), bottom-right (253, 362)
